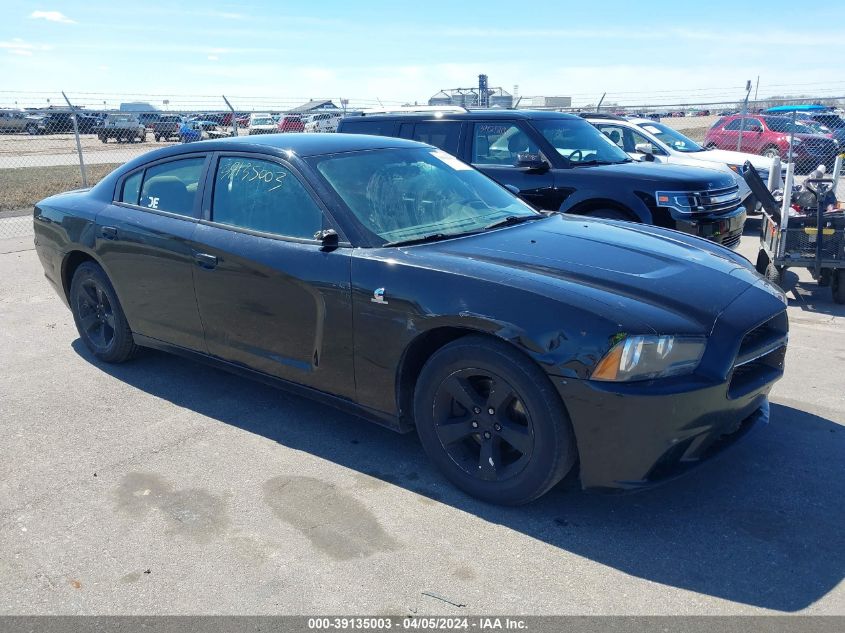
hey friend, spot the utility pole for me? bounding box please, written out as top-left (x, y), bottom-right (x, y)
top-left (754, 75), bottom-right (760, 101)
top-left (736, 80), bottom-right (752, 152)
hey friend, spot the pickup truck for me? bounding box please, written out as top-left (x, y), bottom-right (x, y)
top-left (0, 110), bottom-right (45, 135)
top-left (151, 115), bottom-right (183, 142)
top-left (97, 114), bottom-right (146, 143)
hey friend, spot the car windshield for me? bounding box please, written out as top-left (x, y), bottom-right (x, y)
top-left (312, 147), bottom-right (539, 245)
top-left (764, 116), bottom-right (817, 135)
top-left (813, 114), bottom-right (845, 129)
top-left (532, 118), bottom-right (631, 165)
top-left (635, 121), bottom-right (704, 153)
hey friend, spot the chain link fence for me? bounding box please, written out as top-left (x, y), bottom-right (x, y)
top-left (2, 91), bottom-right (844, 239)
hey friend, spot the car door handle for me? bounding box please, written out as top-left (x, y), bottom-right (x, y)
top-left (100, 226), bottom-right (118, 240)
top-left (194, 252), bottom-right (218, 269)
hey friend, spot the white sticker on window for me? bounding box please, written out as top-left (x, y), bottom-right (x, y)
top-left (642, 125), bottom-right (661, 135)
top-left (430, 149), bottom-right (472, 171)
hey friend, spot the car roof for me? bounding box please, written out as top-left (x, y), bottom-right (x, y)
top-left (124, 133), bottom-right (431, 166)
top-left (347, 109), bottom-right (579, 122)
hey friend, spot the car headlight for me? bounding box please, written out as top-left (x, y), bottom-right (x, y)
top-left (592, 335), bottom-right (706, 382)
top-left (728, 164), bottom-right (741, 174)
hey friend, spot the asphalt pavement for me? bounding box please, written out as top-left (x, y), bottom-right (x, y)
top-left (0, 230), bottom-right (843, 615)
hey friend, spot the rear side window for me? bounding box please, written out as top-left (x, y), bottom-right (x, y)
top-left (138, 157), bottom-right (205, 217)
top-left (211, 156), bottom-right (324, 239)
top-left (472, 122), bottom-right (538, 165)
top-left (120, 170), bottom-right (143, 205)
top-left (411, 121), bottom-right (461, 155)
top-left (723, 119), bottom-right (744, 131)
top-left (340, 119), bottom-right (397, 136)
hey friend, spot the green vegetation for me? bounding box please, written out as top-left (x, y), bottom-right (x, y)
top-left (0, 163), bottom-right (119, 212)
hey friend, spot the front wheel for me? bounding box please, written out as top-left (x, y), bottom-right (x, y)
top-left (762, 146), bottom-right (781, 160)
top-left (26, 124), bottom-right (38, 135)
top-left (414, 335), bottom-right (577, 505)
top-left (70, 262), bottom-right (138, 363)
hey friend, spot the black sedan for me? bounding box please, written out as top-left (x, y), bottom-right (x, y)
top-left (33, 134), bottom-right (788, 504)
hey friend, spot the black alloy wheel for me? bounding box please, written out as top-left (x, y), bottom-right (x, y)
top-left (432, 367), bottom-right (534, 483)
top-left (415, 335), bottom-right (577, 505)
top-left (70, 262), bottom-right (138, 362)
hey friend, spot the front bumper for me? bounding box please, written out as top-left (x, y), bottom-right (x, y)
top-left (554, 286), bottom-right (787, 491)
top-left (552, 376), bottom-right (770, 491)
top-left (671, 205), bottom-right (747, 250)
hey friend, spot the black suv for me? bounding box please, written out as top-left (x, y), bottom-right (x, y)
top-left (338, 110), bottom-right (746, 248)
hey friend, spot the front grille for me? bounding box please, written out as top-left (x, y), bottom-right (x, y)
top-left (721, 233), bottom-right (742, 249)
top-left (728, 311), bottom-right (788, 399)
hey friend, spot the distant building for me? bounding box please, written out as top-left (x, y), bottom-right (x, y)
top-left (529, 96), bottom-right (572, 108)
top-left (289, 99), bottom-right (340, 113)
top-left (120, 102), bottom-right (158, 112)
top-left (428, 87), bottom-right (513, 109)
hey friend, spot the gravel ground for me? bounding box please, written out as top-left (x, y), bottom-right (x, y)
top-left (0, 229), bottom-right (843, 615)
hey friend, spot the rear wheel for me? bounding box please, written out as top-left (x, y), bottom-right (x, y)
top-left (414, 335), bottom-right (577, 505)
top-left (832, 270), bottom-right (845, 304)
top-left (762, 146), bottom-right (781, 160)
top-left (70, 262), bottom-right (138, 363)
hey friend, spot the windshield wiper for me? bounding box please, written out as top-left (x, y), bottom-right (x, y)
top-left (483, 214), bottom-right (545, 230)
top-left (383, 232), bottom-right (470, 247)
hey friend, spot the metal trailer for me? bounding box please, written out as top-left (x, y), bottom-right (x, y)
top-left (742, 157), bottom-right (845, 304)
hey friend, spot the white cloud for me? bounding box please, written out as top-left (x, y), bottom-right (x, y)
top-left (29, 10), bottom-right (76, 24)
top-left (207, 55), bottom-right (219, 61)
top-left (0, 38), bottom-right (51, 56)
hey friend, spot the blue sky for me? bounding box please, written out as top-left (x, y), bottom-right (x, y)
top-left (4, 0), bottom-right (845, 109)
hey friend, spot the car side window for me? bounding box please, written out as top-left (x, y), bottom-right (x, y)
top-left (628, 129), bottom-right (665, 155)
top-left (412, 122), bottom-right (461, 155)
top-left (211, 156), bottom-right (324, 239)
top-left (597, 125), bottom-right (625, 148)
top-left (120, 170), bottom-right (143, 205)
top-left (472, 122), bottom-right (538, 165)
top-left (723, 119), bottom-right (744, 131)
top-left (138, 157), bottom-right (205, 216)
top-left (341, 120), bottom-right (396, 136)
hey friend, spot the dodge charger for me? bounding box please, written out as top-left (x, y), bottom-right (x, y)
top-left (33, 134), bottom-right (788, 504)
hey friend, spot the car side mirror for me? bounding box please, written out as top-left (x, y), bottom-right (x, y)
top-left (634, 142), bottom-right (656, 161)
top-left (504, 184), bottom-right (520, 195)
top-left (314, 228), bottom-right (339, 249)
top-left (515, 152), bottom-right (549, 172)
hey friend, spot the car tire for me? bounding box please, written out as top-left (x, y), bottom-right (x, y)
top-left (582, 208), bottom-right (635, 221)
top-left (762, 146), bottom-right (781, 160)
top-left (26, 124), bottom-right (38, 135)
top-left (704, 142), bottom-right (717, 149)
top-left (414, 335), bottom-right (577, 505)
top-left (154, 134), bottom-right (161, 142)
top-left (70, 262), bottom-right (138, 363)
top-left (832, 270), bottom-right (845, 305)
top-left (765, 261), bottom-right (783, 289)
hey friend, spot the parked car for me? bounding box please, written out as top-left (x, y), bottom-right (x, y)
top-left (40, 111), bottom-right (101, 134)
top-left (277, 114), bottom-right (305, 133)
top-left (32, 133), bottom-right (787, 504)
top-left (704, 114), bottom-right (839, 172)
top-left (151, 115), bottom-right (184, 142)
top-left (339, 110), bottom-right (747, 249)
top-left (187, 118), bottom-right (218, 132)
top-left (303, 112), bottom-right (342, 133)
top-left (178, 120), bottom-right (203, 143)
top-left (584, 114), bottom-right (783, 213)
top-left (248, 113), bottom-right (278, 135)
top-left (0, 109), bottom-right (44, 135)
top-left (97, 114), bottom-right (146, 143)
top-left (764, 105), bottom-right (845, 149)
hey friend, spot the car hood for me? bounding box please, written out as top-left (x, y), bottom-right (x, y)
top-left (576, 161), bottom-right (737, 190)
top-left (413, 214), bottom-right (775, 335)
top-left (692, 149), bottom-right (775, 171)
